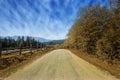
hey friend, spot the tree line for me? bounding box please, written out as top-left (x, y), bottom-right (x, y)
top-left (0, 36), bottom-right (45, 49)
top-left (0, 36), bottom-right (46, 57)
top-left (63, 0), bottom-right (120, 63)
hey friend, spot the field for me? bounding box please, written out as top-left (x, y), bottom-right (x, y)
top-left (0, 48), bottom-right (53, 79)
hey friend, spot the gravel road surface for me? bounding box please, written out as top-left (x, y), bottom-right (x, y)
top-left (5, 49), bottom-right (119, 80)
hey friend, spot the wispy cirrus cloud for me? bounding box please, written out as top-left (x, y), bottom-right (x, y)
top-left (0, 0), bottom-right (109, 40)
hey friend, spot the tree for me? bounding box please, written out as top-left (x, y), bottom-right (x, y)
top-left (65, 6), bottom-right (112, 54)
top-left (37, 41), bottom-right (39, 49)
top-left (96, 18), bottom-right (120, 62)
top-left (65, 4), bottom-right (120, 62)
top-left (17, 36), bottom-right (21, 48)
top-left (30, 37), bottom-right (33, 54)
top-left (21, 36), bottom-right (24, 48)
top-left (19, 37), bottom-right (23, 55)
top-left (26, 36), bottom-right (30, 48)
top-left (0, 42), bottom-right (2, 58)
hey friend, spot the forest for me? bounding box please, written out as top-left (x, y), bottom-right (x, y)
top-left (0, 36), bottom-right (47, 57)
top-left (63, 0), bottom-right (120, 63)
top-left (0, 36), bottom-right (45, 50)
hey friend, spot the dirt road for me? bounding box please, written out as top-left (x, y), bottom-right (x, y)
top-left (5, 49), bottom-right (118, 80)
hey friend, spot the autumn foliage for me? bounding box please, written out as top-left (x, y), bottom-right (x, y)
top-left (64, 2), bottom-right (120, 63)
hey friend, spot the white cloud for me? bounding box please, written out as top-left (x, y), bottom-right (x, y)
top-left (0, 0), bottom-right (107, 40)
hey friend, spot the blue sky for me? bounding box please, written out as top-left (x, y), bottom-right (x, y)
top-left (0, 0), bottom-right (109, 40)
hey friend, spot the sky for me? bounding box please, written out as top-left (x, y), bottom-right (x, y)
top-left (0, 0), bottom-right (109, 40)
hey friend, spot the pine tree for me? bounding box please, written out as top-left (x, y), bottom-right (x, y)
top-left (30, 37), bottom-right (33, 54)
top-left (37, 41), bottom-right (39, 49)
top-left (19, 38), bottom-right (23, 55)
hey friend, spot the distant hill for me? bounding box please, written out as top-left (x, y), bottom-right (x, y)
top-left (45, 39), bottom-right (65, 45)
top-left (0, 36), bottom-right (51, 42)
top-left (33, 37), bottom-right (51, 42)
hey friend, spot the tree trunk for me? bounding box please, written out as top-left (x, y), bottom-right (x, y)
top-left (37, 42), bottom-right (38, 49)
top-left (19, 45), bottom-right (22, 55)
top-left (0, 43), bottom-right (2, 58)
top-left (30, 41), bottom-right (32, 54)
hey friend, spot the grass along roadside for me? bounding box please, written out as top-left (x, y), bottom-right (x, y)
top-left (0, 49), bottom-right (53, 79)
top-left (70, 49), bottom-right (120, 79)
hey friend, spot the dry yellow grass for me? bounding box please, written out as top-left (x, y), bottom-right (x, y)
top-left (0, 49), bottom-right (52, 79)
top-left (70, 49), bottom-right (120, 79)
top-left (1, 50), bottom-right (37, 59)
